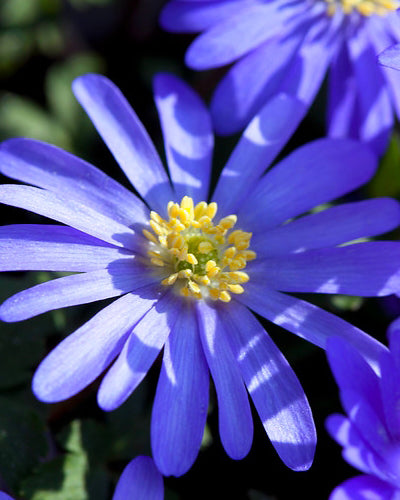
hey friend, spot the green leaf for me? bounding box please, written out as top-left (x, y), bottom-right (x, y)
top-left (0, 93), bottom-right (71, 148)
top-left (369, 132), bottom-right (400, 198)
top-left (20, 421), bottom-right (110, 500)
top-left (45, 53), bottom-right (104, 138)
top-left (0, 273), bottom-right (69, 389)
top-left (0, 397), bottom-right (48, 491)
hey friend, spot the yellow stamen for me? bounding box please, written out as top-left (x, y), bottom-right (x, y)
top-left (144, 197), bottom-right (256, 303)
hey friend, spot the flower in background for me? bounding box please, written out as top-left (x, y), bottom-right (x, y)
top-left (326, 324), bottom-right (400, 499)
top-left (161, 0), bottom-right (400, 154)
top-left (0, 73), bottom-right (400, 477)
top-left (112, 456), bottom-right (163, 500)
top-left (0, 492), bottom-right (14, 500)
top-left (379, 42), bottom-right (400, 70)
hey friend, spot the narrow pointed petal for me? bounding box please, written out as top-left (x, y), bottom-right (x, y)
top-left (196, 301), bottom-right (253, 460)
top-left (160, 0), bottom-right (250, 33)
top-left (0, 138), bottom-right (148, 226)
top-left (251, 242), bottom-right (400, 297)
top-left (112, 456), bottom-right (163, 500)
top-left (239, 285), bottom-right (387, 373)
top-left (236, 139), bottom-right (377, 233)
top-left (98, 291), bottom-right (180, 411)
top-left (0, 224), bottom-right (132, 272)
top-left (219, 301), bottom-right (316, 471)
top-left (151, 303), bottom-right (209, 477)
top-left (153, 73), bottom-right (213, 202)
top-left (210, 31), bottom-right (304, 135)
top-left (0, 184), bottom-right (142, 252)
top-left (32, 286), bottom-right (161, 402)
top-left (251, 198), bottom-right (400, 256)
top-left (213, 93), bottom-right (306, 215)
top-left (328, 41), bottom-right (358, 138)
top-left (185, 2), bottom-right (293, 69)
top-left (0, 260), bottom-right (157, 322)
top-left (72, 74), bottom-right (174, 213)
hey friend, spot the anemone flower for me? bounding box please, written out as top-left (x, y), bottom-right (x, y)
top-left (326, 324), bottom-right (400, 499)
top-left (112, 456), bottom-right (163, 500)
top-left (161, 0), bottom-right (400, 154)
top-left (0, 73), bottom-right (399, 477)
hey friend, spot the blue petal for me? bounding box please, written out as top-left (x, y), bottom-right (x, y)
top-left (236, 138), bottom-right (377, 233)
top-left (196, 300), bottom-right (253, 460)
top-left (239, 286), bottom-right (387, 373)
top-left (98, 291), bottom-right (180, 411)
top-left (32, 285), bottom-right (161, 402)
top-left (72, 74), bottom-right (174, 213)
top-left (213, 93), bottom-right (306, 215)
top-left (219, 301), bottom-right (316, 471)
top-left (330, 475), bottom-right (396, 500)
top-left (0, 260), bottom-right (158, 322)
top-left (0, 138), bottom-right (148, 226)
top-left (153, 73), bottom-right (213, 202)
top-left (251, 198), bottom-right (400, 256)
top-left (0, 224), bottom-right (133, 272)
top-left (112, 456), bottom-right (163, 500)
top-left (151, 302), bottom-right (209, 476)
top-left (250, 242), bottom-right (400, 297)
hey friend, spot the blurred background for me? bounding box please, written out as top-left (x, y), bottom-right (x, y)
top-left (1, 0), bottom-right (400, 498)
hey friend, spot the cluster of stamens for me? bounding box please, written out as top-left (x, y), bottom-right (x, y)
top-left (142, 196), bottom-right (256, 303)
top-left (325, 0), bottom-right (399, 16)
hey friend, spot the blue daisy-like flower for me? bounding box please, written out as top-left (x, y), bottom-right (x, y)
top-left (0, 73), bottom-right (400, 476)
top-left (112, 456), bottom-right (163, 500)
top-left (161, 0), bottom-right (400, 154)
top-left (326, 324), bottom-right (400, 499)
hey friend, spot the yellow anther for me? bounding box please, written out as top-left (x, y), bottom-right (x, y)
top-left (150, 211), bottom-right (163, 224)
top-left (150, 257), bottom-right (165, 267)
top-left (223, 247), bottom-right (237, 259)
top-left (206, 202), bottom-right (218, 219)
top-left (148, 250), bottom-right (163, 259)
top-left (178, 269), bottom-right (192, 279)
top-left (142, 229), bottom-right (158, 243)
top-left (228, 284), bottom-right (244, 294)
top-left (198, 241), bottom-right (214, 254)
top-left (326, 0), bottom-right (399, 15)
top-left (240, 250), bottom-right (257, 260)
top-left (168, 203), bottom-right (180, 219)
top-left (193, 275), bottom-right (210, 286)
top-left (181, 196), bottom-right (194, 212)
top-left (161, 273), bottom-right (178, 286)
top-left (227, 271), bottom-right (249, 284)
top-left (188, 280), bottom-right (201, 294)
top-left (150, 220), bottom-right (165, 236)
top-left (219, 291), bottom-right (231, 303)
top-left (194, 201), bottom-right (208, 219)
top-left (180, 286), bottom-right (191, 297)
top-left (219, 215), bottom-right (237, 230)
top-left (186, 253), bottom-right (198, 265)
top-left (198, 216), bottom-right (212, 230)
top-left (209, 289), bottom-right (220, 301)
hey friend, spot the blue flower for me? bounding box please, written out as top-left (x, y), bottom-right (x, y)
top-left (0, 73), bottom-right (399, 476)
top-left (112, 456), bottom-right (163, 500)
top-left (161, 0), bottom-right (400, 154)
top-left (326, 324), bottom-right (400, 499)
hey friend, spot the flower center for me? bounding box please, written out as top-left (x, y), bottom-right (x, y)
top-left (143, 196), bottom-right (256, 303)
top-left (325, 0), bottom-right (399, 16)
